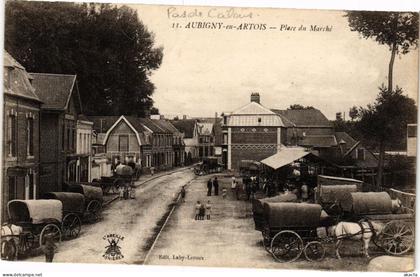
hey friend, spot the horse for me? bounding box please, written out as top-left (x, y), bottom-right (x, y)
top-left (1, 224), bottom-right (23, 260)
top-left (327, 220), bottom-right (384, 259)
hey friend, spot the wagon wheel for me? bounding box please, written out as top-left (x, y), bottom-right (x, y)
top-left (1, 239), bottom-right (17, 261)
top-left (39, 224), bottom-right (61, 247)
top-left (304, 241), bottom-right (325, 262)
top-left (262, 227), bottom-right (271, 253)
top-left (377, 220), bottom-right (414, 256)
top-left (270, 230), bottom-right (303, 263)
top-left (86, 200), bottom-right (102, 223)
top-left (62, 214), bottom-right (82, 240)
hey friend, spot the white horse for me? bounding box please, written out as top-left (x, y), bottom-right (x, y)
top-left (327, 220), bottom-right (384, 259)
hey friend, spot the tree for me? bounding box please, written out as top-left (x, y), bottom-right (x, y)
top-left (349, 106), bottom-right (359, 121)
top-left (356, 86), bottom-right (417, 189)
top-left (346, 11), bottom-right (418, 186)
top-left (5, 2), bottom-right (163, 116)
top-left (288, 104), bottom-right (315, 110)
top-left (346, 12), bottom-right (418, 94)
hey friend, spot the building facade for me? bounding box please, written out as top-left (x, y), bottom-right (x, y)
top-left (171, 119), bottom-right (200, 164)
top-left (30, 73), bottom-right (85, 194)
top-left (2, 52), bottom-right (42, 221)
top-left (222, 93), bottom-right (285, 170)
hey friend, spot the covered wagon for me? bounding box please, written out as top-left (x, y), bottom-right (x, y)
top-left (261, 202), bottom-right (329, 262)
top-left (252, 194), bottom-right (298, 231)
top-left (42, 192), bottom-right (85, 239)
top-left (67, 184), bottom-right (103, 223)
top-left (339, 191), bottom-right (415, 256)
top-left (2, 200), bottom-right (63, 259)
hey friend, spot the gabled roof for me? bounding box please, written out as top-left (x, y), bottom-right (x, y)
top-left (335, 132), bottom-right (359, 155)
top-left (299, 135), bottom-right (338, 148)
top-left (102, 116), bottom-right (147, 146)
top-left (30, 73), bottom-right (80, 111)
top-left (272, 109), bottom-right (333, 127)
top-left (3, 51), bottom-right (42, 103)
top-left (137, 118), bottom-right (171, 134)
top-left (232, 101), bottom-right (276, 115)
top-left (171, 119), bottom-right (197, 138)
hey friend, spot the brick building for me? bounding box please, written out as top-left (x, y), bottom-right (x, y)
top-left (30, 73), bottom-right (85, 194)
top-left (222, 93), bottom-right (286, 170)
top-left (2, 52), bottom-right (42, 221)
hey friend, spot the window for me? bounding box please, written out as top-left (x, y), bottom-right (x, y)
top-left (62, 124), bottom-right (66, 150)
top-left (223, 134), bottom-right (228, 144)
top-left (67, 127), bottom-right (71, 150)
top-left (258, 117), bottom-right (262, 123)
top-left (8, 176), bottom-right (17, 200)
top-left (199, 137), bottom-right (203, 144)
top-left (8, 114), bottom-right (17, 157)
top-left (408, 125), bottom-right (417, 138)
top-left (27, 118), bottom-right (34, 156)
top-left (357, 148), bottom-right (365, 161)
top-left (119, 135), bottom-right (129, 152)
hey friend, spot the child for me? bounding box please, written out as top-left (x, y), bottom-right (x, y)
top-left (119, 185), bottom-right (124, 200)
top-left (195, 201), bottom-right (201, 220)
top-left (129, 186), bottom-right (136, 199)
top-left (199, 203), bottom-right (205, 220)
top-left (222, 187), bottom-right (227, 199)
top-left (205, 200), bottom-right (212, 220)
top-left (43, 234), bottom-right (57, 263)
top-left (180, 186), bottom-right (186, 203)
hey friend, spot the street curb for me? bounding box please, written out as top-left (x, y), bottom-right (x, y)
top-left (133, 166), bottom-right (194, 188)
top-left (102, 195), bottom-right (119, 207)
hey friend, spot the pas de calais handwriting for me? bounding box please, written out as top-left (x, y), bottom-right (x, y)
top-left (159, 254), bottom-right (205, 261)
top-left (167, 7), bottom-right (255, 20)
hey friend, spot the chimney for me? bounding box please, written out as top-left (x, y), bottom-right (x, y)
top-left (183, 115), bottom-right (187, 120)
top-left (215, 112), bottom-right (218, 124)
top-left (250, 92), bottom-right (260, 104)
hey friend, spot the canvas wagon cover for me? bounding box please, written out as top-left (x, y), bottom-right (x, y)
top-left (81, 185), bottom-right (103, 201)
top-left (340, 192), bottom-right (392, 215)
top-left (253, 194), bottom-right (298, 214)
top-left (263, 202), bottom-right (322, 228)
top-left (43, 192), bottom-right (85, 214)
top-left (8, 200), bottom-right (62, 224)
top-left (319, 184), bottom-right (358, 204)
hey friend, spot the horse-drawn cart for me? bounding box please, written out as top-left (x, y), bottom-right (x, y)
top-left (67, 184), bottom-right (103, 223)
top-left (1, 200), bottom-right (63, 260)
top-left (256, 190), bottom-right (415, 262)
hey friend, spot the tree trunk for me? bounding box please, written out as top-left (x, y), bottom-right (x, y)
top-left (388, 41), bottom-right (397, 92)
top-left (377, 140), bottom-right (385, 189)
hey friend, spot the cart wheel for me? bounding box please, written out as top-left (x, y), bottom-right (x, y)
top-left (62, 214), bottom-right (82, 240)
top-left (270, 230), bottom-right (303, 262)
top-left (378, 220), bottom-right (414, 256)
top-left (304, 241), bottom-right (325, 262)
top-left (86, 200), bottom-right (102, 223)
top-left (39, 224), bottom-right (61, 247)
top-left (1, 239), bottom-right (17, 261)
top-left (262, 227), bottom-right (271, 253)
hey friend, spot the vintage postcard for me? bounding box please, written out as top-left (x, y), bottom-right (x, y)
top-left (1, 0), bottom-right (418, 274)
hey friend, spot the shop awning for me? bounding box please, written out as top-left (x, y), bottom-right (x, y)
top-left (260, 147), bottom-right (311, 170)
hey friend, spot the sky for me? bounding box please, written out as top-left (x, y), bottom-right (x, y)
top-left (132, 5), bottom-right (419, 119)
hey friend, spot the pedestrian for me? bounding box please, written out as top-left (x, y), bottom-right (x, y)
top-left (43, 234), bottom-right (57, 263)
top-left (301, 183), bottom-right (308, 202)
top-left (205, 200), bottom-right (212, 220)
top-left (207, 178), bottom-right (212, 196)
top-left (180, 186), bottom-right (186, 202)
top-left (195, 201), bottom-right (201, 220)
top-left (199, 202), bottom-right (205, 220)
top-left (150, 166), bottom-right (154, 176)
top-left (231, 177), bottom-right (237, 196)
top-left (129, 186), bottom-right (136, 199)
top-left (119, 185), bottom-right (124, 200)
top-left (222, 187), bottom-right (227, 199)
top-left (213, 177), bottom-right (219, 196)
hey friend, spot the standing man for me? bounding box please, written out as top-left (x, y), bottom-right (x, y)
top-left (213, 177), bottom-right (219, 196)
top-left (207, 178), bottom-right (212, 196)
